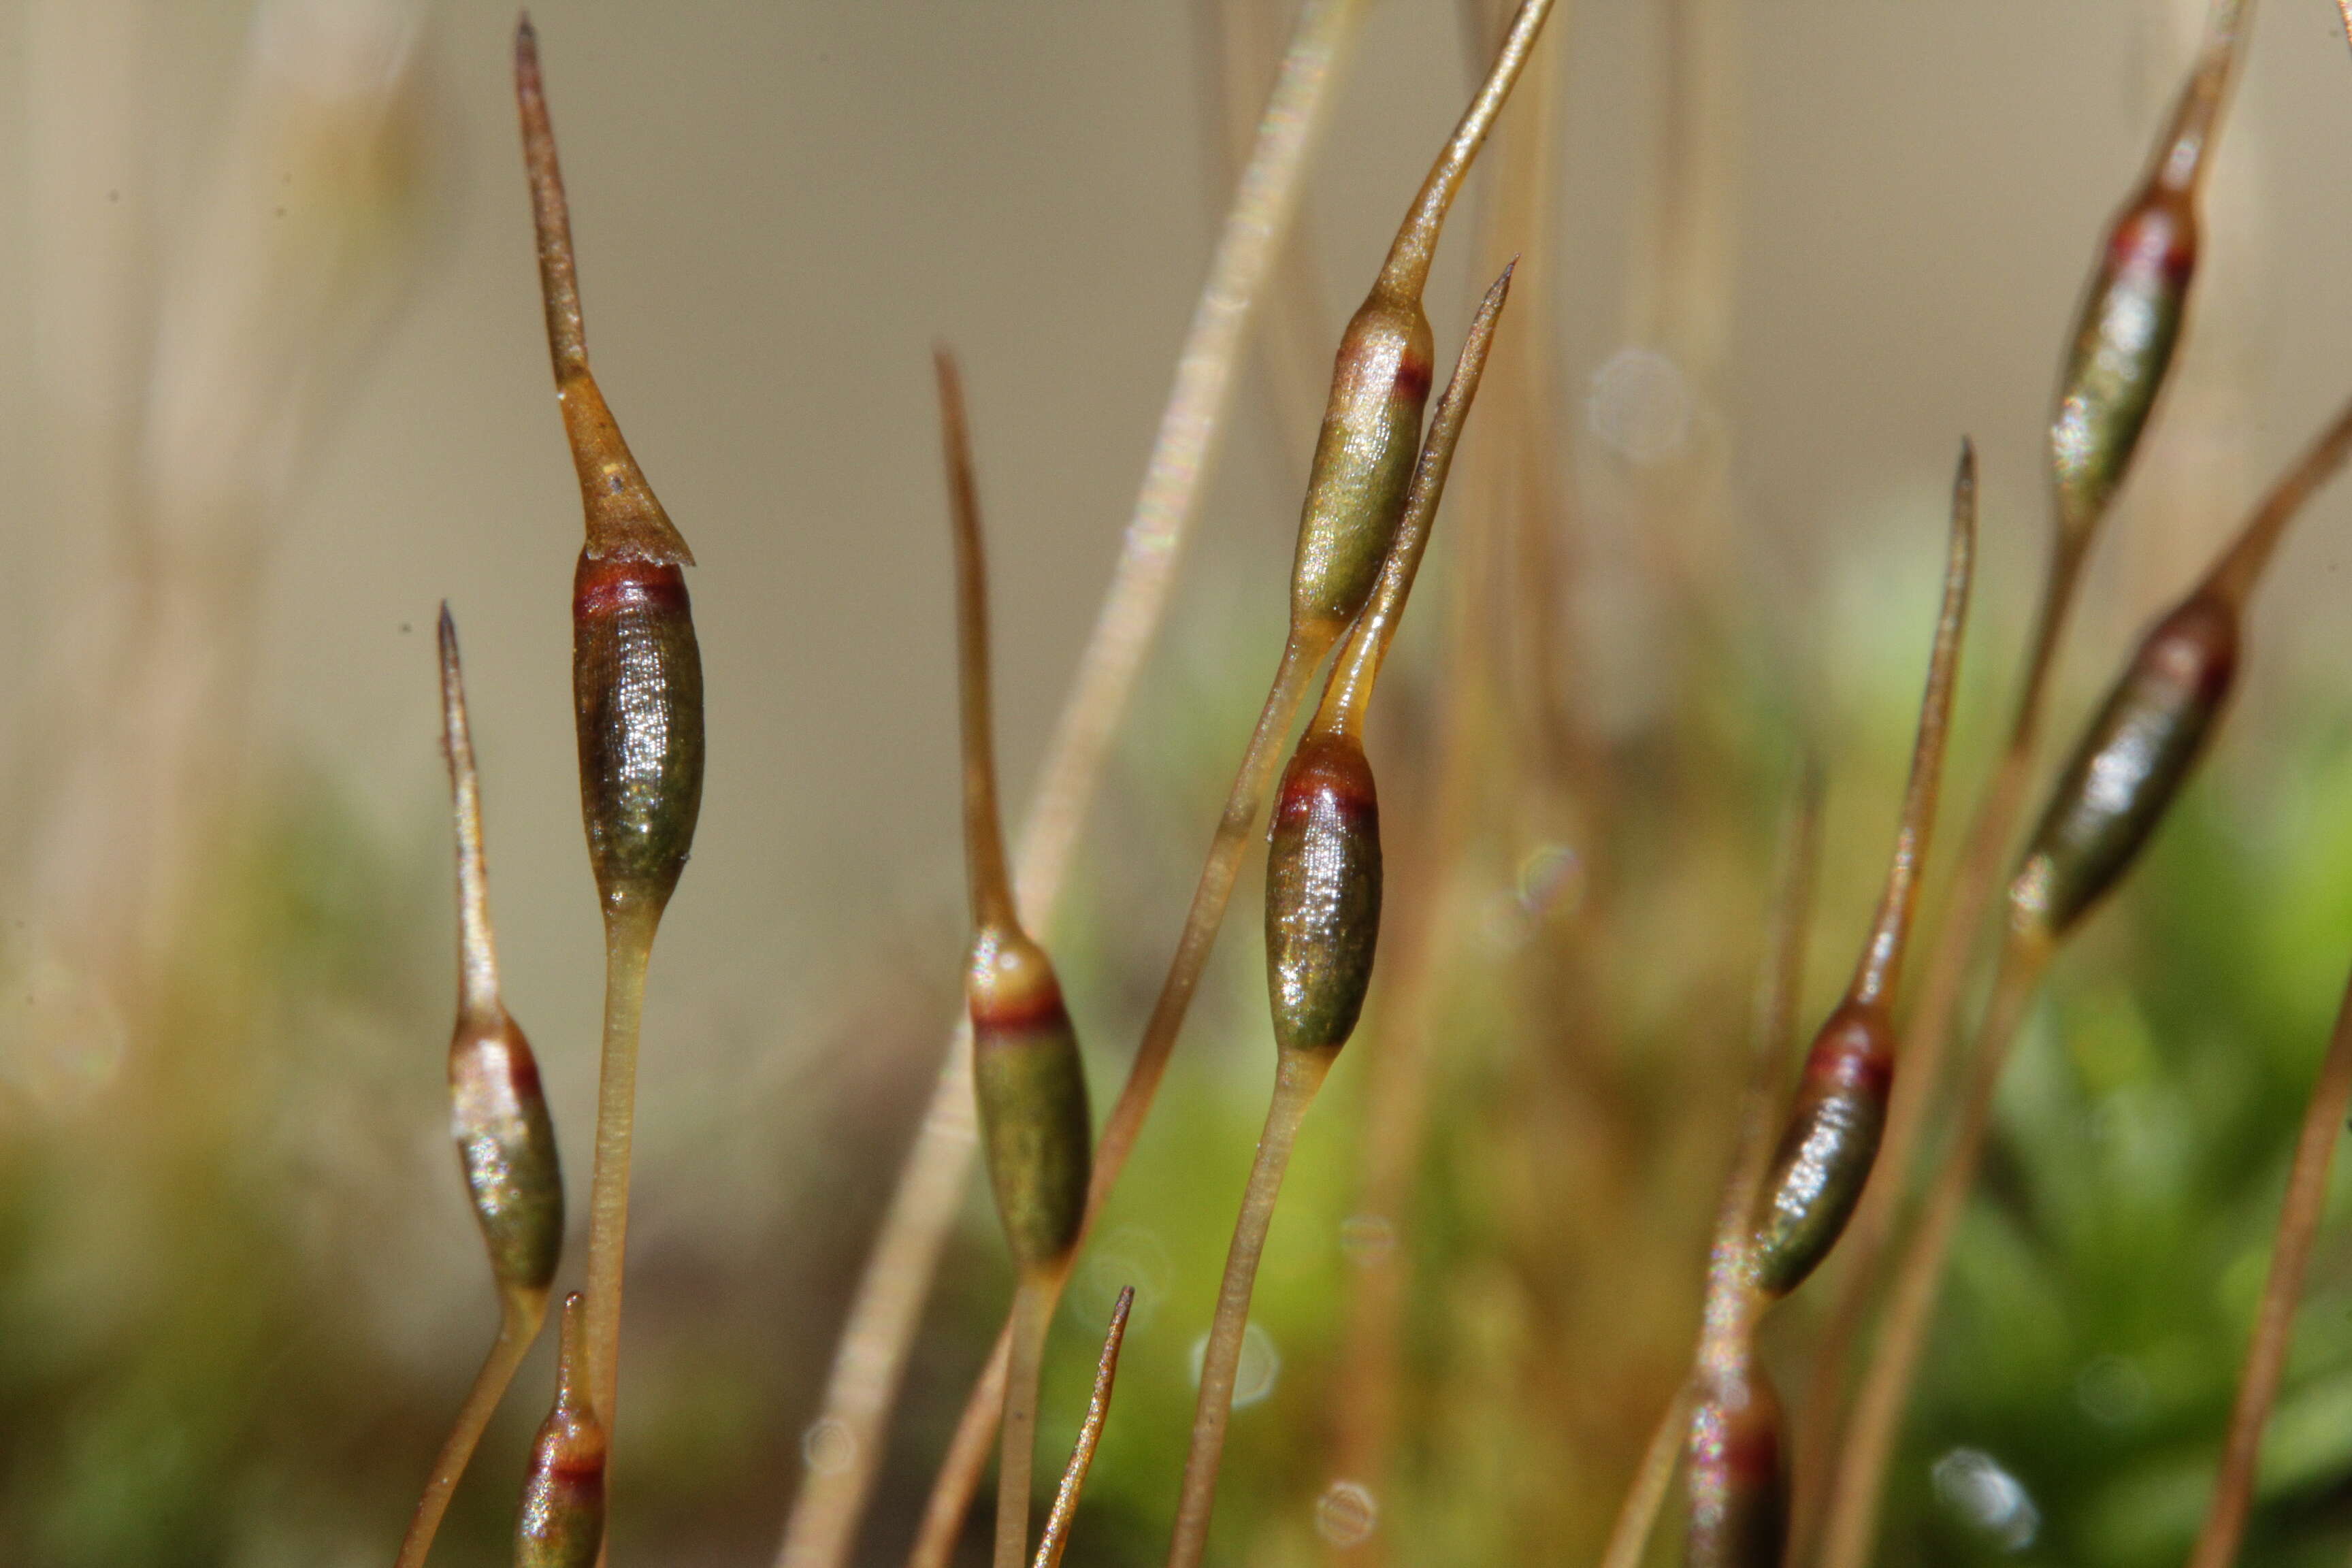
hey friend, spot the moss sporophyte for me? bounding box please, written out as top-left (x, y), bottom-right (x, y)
top-left (515, 18), bottom-right (706, 1458)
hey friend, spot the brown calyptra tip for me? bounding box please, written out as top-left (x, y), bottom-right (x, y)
top-left (514, 14), bottom-right (693, 568)
top-left (1685, 1358), bottom-right (1789, 1568)
top-left (514, 1294), bottom-right (608, 1568)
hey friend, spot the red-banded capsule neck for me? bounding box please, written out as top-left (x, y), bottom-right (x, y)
top-left (516, 1296), bottom-right (607, 1568)
top-left (1686, 1360), bottom-right (1788, 1568)
top-left (2051, 189), bottom-right (2200, 554)
top-left (1290, 291), bottom-right (1437, 648)
top-left (2010, 591), bottom-right (2238, 941)
top-left (449, 1009), bottom-right (564, 1294)
top-left (1749, 1002), bottom-right (1894, 1299)
top-left (572, 550), bottom-right (705, 921)
top-left (1265, 732), bottom-right (1383, 1058)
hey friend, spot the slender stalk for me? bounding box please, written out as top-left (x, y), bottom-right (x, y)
top-left (1032, 1288), bottom-right (1135, 1568)
top-left (581, 906), bottom-right (655, 1428)
top-left (906, 1333), bottom-right (1012, 1568)
top-left (395, 1292), bottom-right (545, 1568)
top-left (1167, 1049), bottom-right (1333, 1568)
top-left (777, 14), bottom-right (1362, 1563)
top-left (1597, 1379), bottom-right (1693, 1568)
top-left (1599, 764), bottom-right (1820, 1568)
top-left (1816, 936), bottom-right (2048, 1568)
top-left (996, 1270), bottom-right (1066, 1568)
top-left (2186, 963), bottom-right (2352, 1568)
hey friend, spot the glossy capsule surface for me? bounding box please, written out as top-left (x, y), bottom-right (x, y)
top-left (515, 1297), bottom-right (607, 1568)
top-left (968, 928), bottom-right (1092, 1270)
top-left (1265, 732), bottom-right (1382, 1057)
top-left (574, 553), bottom-right (705, 917)
top-left (1749, 1002), bottom-right (1893, 1299)
top-left (1686, 1361), bottom-right (1788, 1568)
top-left (2012, 593), bottom-right (2237, 939)
top-left (2051, 189), bottom-right (2198, 546)
top-left (1290, 293), bottom-right (1437, 646)
top-left (449, 1011), bottom-right (563, 1293)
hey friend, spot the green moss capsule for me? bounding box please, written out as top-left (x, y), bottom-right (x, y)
top-left (573, 554), bottom-right (705, 917)
top-left (967, 928), bottom-right (1092, 1271)
top-left (2049, 18), bottom-right (2240, 555)
top-left (1286, 0), bottom-right (1553, 649)
top-left (1686, 1359), bottom-right (1788, 1568)
top-left (1290, 296), bottom-right (1436, 645)
top-left (515, 1294), bottom-right (606, 1568)
top-left (1750, 1004), bottom-right (1891, 1300)
top-left (1265, 732), bottom-right (1382, 1057)
top-left (449, 1012), bottom-right (563, 1294)
top-left (2010, 592), bottom-right (2236, 941)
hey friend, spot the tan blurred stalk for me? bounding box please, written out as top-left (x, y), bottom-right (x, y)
top-left (7, 0), bottom-right (435, 1114)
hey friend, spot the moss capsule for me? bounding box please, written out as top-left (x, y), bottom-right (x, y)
top-left (449, 1011), bottom-right (563, 1295)
top-left (1287, 0), bottom-right (1553, 649)
top-left (515, 1294), bottom-right (606, 1568)
top-left (967, 926), bottom-right (1092, 1271)
top-left (2049, 16), bottom-right (2242, 555)
top-left (1750, 1003), bottom-right (1892, 1300)
top-left (1265, 732), bottom-right (1382, 1058)
top-left (1686, 1359), bottom-right (1788, 1568)
top-left (2011, 593), bottom-right (2236, 940)
top-left (573, 553), bottom-right (705, 917)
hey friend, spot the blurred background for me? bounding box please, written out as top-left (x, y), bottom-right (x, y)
top-left (6, 0), bottom-right (2352, 1564)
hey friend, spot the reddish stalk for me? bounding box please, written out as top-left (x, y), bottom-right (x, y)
top-left (2185, 964), bottom-right (2352, 1568)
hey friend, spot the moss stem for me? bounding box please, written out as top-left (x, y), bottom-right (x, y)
top-left (581, 901), bottom-right (657, 1432)
top-left (395, 1286), bottom-right (548, 1568)
top-left (1166, 1049), bottom-right (1331, 1568)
